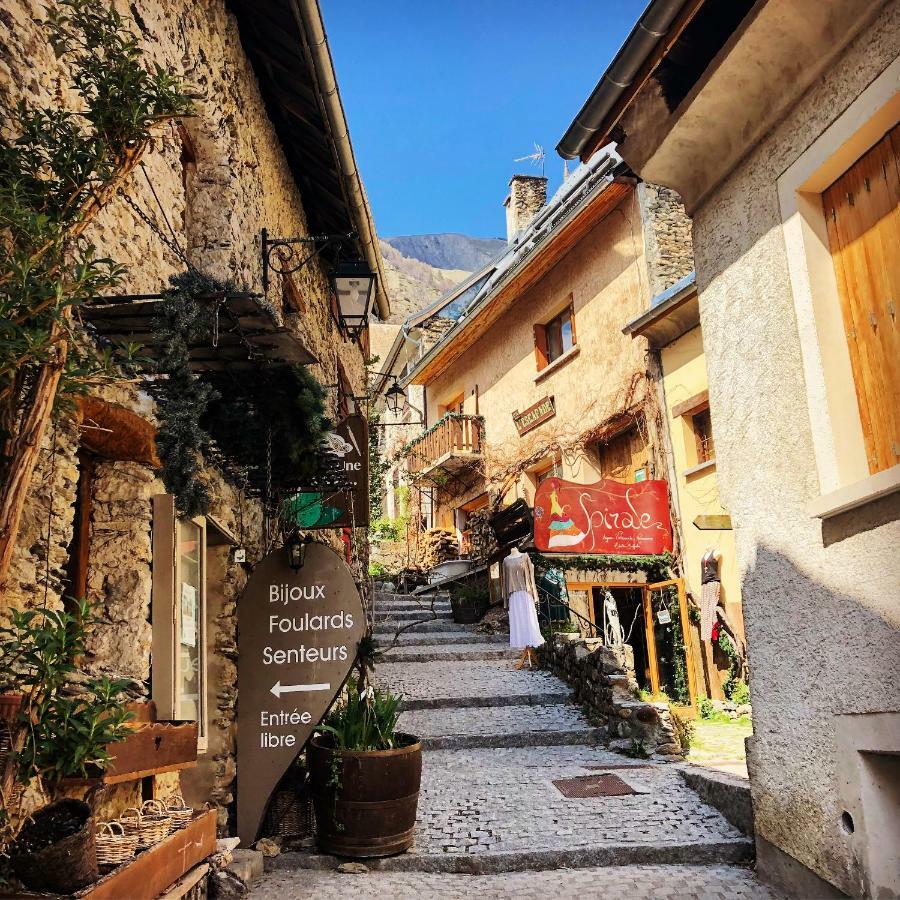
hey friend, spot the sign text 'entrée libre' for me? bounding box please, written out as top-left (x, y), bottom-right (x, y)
top-left (237, 542), bottom-right (364, 845)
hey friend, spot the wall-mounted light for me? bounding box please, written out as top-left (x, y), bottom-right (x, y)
top-left (287, 533), bottom-right (312, 571)
top-left (384, 380), bottom-right (406, 415)
top-left (261, 230), bottom-right (377, 340)
top-left (331, 259), bottom-right (376, 341)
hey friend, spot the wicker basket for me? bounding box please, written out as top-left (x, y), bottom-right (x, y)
top-left (121, 801), bottom-right (172, 849)
top-left (165, 794), bottom-right (193, 832)
top-left (262, 785), bottom-right (315, 839)
top-left (96, 820), bottom-right (137, 867)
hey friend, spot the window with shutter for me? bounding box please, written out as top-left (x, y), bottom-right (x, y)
top-left (822, 125), bottom-right (900, 475)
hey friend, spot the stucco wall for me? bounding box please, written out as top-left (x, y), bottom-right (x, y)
top-left (690, 6), bottom-right (900, 894)
top-left (424, 190), bottom-right (652, 519)
top-left (660, 327), bottom-right (742, 633)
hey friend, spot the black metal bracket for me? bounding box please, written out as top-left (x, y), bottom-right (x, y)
top-left (261, 228), bottom-right (357, 294)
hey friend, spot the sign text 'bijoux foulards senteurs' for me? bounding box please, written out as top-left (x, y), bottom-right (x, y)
top-left (237, 542), bottom-right (365, 845)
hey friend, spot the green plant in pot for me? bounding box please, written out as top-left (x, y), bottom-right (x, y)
top-left (0, 598), bottom-right (133, 893)
top-left (307, 636), bottom-right (422, 858)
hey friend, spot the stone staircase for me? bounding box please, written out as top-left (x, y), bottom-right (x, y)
top-left (271, 589), bottom-right (755, 878)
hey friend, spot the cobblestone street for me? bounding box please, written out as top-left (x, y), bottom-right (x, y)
top-left (261, 593), bottom-right (779, 897)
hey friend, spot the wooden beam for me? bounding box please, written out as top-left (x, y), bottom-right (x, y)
top-left (671, 389), bottom-right (709, 419)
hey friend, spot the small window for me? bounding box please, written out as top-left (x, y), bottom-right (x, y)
top-left (152, 495), bottom-right (208, 748)
top-left (440, 393), bottom-right (465, 416)
top-left (596, 427), bottom-right (649, 484)
top-left (692, 407), bottom-right (715, 463)
top-left (534, 304), bottom-right (576, 371)
top-left (534, 455), bottom-right (563, 486)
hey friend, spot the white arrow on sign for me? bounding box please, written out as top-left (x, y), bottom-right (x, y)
top-left (270, 680), bottom-right (331, 698)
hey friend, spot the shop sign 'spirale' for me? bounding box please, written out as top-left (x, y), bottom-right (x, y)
top-left (237, 542), bottom-right (365, 845)
top-left (533, 477), bottom-right (673, 555)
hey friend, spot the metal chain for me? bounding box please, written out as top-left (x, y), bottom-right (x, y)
top-left (117, 188), bottom-right (193, 270)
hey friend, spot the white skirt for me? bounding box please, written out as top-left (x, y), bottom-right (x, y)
top-left (508, 590), bottom-right (545, 649)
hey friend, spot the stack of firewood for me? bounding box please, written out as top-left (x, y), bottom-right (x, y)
top-left (465, 508), bottom-right (499, 563)
top-left (420, 528), bottom-right (459, 568)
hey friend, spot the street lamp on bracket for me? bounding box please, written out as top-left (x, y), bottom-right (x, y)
top-left (370, 372), bottom-right (424, 426)
top-left (261, 228), bottom-right (377, 341)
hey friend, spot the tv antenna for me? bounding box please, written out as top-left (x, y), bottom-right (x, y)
top-left (514, 142), bottom-right (545, 177)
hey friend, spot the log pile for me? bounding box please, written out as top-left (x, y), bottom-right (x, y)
top-left (465, 508), bottom-right (499, 563)
top-left (420, 528), bottom-right (459, 568)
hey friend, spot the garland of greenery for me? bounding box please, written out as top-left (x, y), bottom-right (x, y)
top-left (529, 551), bottom-right (673, 582)
top-left (152, 271), bottom-right (331, 518)
top-left (368, 410), bottom-right (388, 520)
top-left (152, 271), bottom-right (223, 517)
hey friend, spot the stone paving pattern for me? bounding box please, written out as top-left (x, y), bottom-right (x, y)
top-left (268, 593), bottom-right (771, 894)
top-left (255, 864), bottom-right (784, 898)
top-left (375, 660), bottom-right (571, 702)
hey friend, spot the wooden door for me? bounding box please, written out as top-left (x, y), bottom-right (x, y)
top-left (643, 578), bottom-right (697, 714)
top-left (822, 125), bottom-right (900, 474)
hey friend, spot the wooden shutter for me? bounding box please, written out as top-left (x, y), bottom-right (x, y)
top-left (822, 125), bottom-right (900, 474)
top-left (533, 323), bottom-right (549, 371)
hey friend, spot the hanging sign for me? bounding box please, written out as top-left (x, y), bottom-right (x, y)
top-left (513, 396), bottom-right (555, 436)
top-left (237, 541), bottom-right (365, 845)
top-left (533, 477), bottom-right (673, 555)
top-left (285, 414), bottom-right (369, 530)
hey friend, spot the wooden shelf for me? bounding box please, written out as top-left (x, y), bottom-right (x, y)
top-left (79, 809), bottom-right (217, 900)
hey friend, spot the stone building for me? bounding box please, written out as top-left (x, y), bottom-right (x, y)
top-left (0, 0), bottom-right (387, 848)
top-left (558, 0), bottom-right (899, 896)
top-left (396, 150), bottom-right (735, 721)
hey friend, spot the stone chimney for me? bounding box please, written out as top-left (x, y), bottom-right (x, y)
top-left (504, 174), bottom-right (547, 241)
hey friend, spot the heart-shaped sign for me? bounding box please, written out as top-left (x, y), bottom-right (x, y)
top-left (237, 541), bottom-right (365, 844)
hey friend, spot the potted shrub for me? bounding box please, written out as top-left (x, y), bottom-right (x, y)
top-left (0, 598), bottom-right (133, 894)
top-left (308, 639), bottom-right (422, 858)
top-left (449, 580), bottom-right (490, 624)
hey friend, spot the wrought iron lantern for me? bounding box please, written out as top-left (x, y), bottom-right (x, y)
top-left (331, 259), bottom-right (376, 340)
top-left (384, 380), bottom-right (406, 415)
top-left (287, 533), bottom-right (312, 571)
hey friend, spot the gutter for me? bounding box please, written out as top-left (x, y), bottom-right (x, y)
top-left (292, 0), bottom-right (390, 321)
top-left (556, 0), bottom-right (690, 160)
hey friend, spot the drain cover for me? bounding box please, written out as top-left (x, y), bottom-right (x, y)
top-left (552, 774), bottom-right (637, 798)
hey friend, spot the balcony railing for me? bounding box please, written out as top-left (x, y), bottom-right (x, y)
top-left (406, 414), bottom-right (483, 476)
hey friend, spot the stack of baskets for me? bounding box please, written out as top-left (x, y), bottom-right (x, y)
top-left (121, 800), bottom-right (172, 850)
top-left (95, 821), bottom-right (137, 868)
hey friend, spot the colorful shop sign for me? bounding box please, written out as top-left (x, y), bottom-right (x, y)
top-left (237, 542), bottom-right (365, 844)
top-left (284, 414), bottom-right (369, 529)
top-left (533, 477), bottom-right (673, 555)
top-left (513, 396), bottom-right (555, 436)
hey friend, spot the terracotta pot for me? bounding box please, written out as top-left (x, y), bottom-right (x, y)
top-left (0, 692), bottom-right (23, 723)
top-left (308, 734), bottom-right (422, 858)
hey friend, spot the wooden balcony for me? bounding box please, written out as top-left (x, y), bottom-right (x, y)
top-left (406, 415), bottom-right (483, 479)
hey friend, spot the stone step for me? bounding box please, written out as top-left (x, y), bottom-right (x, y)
top-left (399, 703), bottom-right (604, 750)
top-left (373, 610), bottom-right (455, 623)
top-left (273, 840), bottom-right (754, 875)
top-left (399, 691), bottom-right (574, 711)
top-left (376, 631), bottom-right (506, 647)
top-left (373, 619), bottom-right (474, 634)
top-left (381, 644), bottom-right (519, 663)
top-left (374, 591), bottom-right (450, 604)
top-left (376, 601), bottom-right (452, 614)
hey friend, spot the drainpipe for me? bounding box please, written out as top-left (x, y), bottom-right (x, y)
top-left (556, 0), bottom-right (689, 160)
top-left (291, 0), bottom-right (390, 322)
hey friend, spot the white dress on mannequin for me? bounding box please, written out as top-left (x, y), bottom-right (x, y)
top-left (502, 549), bottom-right (545, 650)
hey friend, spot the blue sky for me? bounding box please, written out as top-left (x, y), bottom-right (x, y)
top-left (324, 0), bottom-right (646, 239)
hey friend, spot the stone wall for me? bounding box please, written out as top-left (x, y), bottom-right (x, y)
top-left (540, 635), bottom-right (683, 758)
top-left (637, 182), bottom-right (694, 296)
top-left (0, 0), bottom-right (368, 833)
top-left (505, 175), bottom-right (548, 240)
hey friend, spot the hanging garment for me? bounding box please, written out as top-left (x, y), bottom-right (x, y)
top-left (508, 591), bottom-right (545, 649)
top-left (700, 579), bottom-right (720, 641)
top-left (502, 552), bottom-right (544, 649)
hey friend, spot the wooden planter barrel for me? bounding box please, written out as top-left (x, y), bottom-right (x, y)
top-left (308, 734), bottom-right (422, 858)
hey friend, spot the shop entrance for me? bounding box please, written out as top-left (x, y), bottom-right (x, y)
top-left (591, 586), bottom-right (651, 692)
top-left (582, 579), bottom-right (697, 713)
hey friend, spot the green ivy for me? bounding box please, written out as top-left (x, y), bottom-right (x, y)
top-left (529, 551), bottom-right (673, 582)
top-left (718, 631), bottom-right (740, 699)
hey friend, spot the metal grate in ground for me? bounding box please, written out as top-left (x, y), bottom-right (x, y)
top-left (552, 773), bottom-right (637, 798)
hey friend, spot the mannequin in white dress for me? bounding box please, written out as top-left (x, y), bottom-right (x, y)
top-left (502, 547), bottom-right (544, 669)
